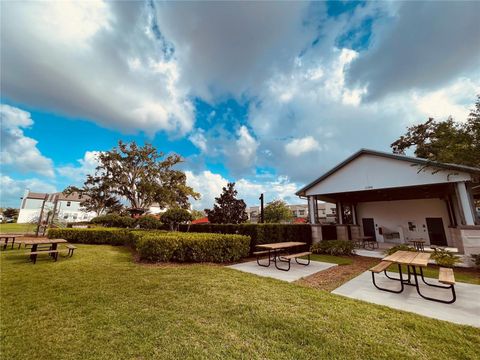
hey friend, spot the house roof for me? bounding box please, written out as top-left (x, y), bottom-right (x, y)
top-left (191, 217), bottom-right (209, 224)
top-left (296, 149), bottom-right (480, 197)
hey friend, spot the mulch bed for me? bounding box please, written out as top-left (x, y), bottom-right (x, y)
top-left (296, 256), bottom-right (381, 292)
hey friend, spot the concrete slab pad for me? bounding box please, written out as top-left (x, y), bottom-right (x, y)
top-left (332, 271), bottom-right (480, 327)
top-left (228, 260), bottom-right (336, 282)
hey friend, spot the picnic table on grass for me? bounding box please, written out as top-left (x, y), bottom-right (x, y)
top-left (21, 238), bottom-right (68, 264)
top-left (369, 250), bottom-right (456, 304)
top-left (0, 234), bottom-right (24, 250)
top-left (254, 242), bottom-right (311, 271)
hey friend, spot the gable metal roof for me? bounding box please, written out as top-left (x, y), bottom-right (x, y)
top-left (295, 149), bottom-right (480, 196)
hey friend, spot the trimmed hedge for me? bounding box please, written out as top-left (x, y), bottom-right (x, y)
top-left (47, 228), bottom-right (135, 246)
top-left (177, 224), bottom-right (312, 253)
top-left (136, 232), bottom-right (250, 263)
top-left (311, 240), bottom-right (354, 256)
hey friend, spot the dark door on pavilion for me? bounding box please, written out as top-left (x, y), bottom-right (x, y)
top-left (362, 218), bottom-right (376, 240)
top-left (426, 218), bottom-right (448, 246)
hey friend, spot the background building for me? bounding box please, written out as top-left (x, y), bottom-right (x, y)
top-left (246, 203), bottom-right (336, 223)
top-left (17, 190), bottom-right (96, 224)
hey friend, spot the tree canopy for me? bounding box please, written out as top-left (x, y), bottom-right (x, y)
top-left (65, 141), bottom-right (199, 216)
top-left (391, 95), bottom-right (480, 168)
top-left (161, 208), bottom-right (192, 231)
top-left (263, 199), bottom-right (293, 223)
top-left (205, 182), bottom-right (248, 224)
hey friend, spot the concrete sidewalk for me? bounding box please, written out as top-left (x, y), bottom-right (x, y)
top-left (332, 271), bottom-right (480, 327)
top-left (228, 260), bottom-right (336, 282)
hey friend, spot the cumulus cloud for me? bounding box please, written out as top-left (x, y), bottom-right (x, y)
top-left (154, 1), bottom-right (320, 101)
top-left (1, 1), bottom-right (194, 135)
top-left (347, 1), bottom-right (480, 100)
top-left (0, 175), bottom-right (57, 208)
top-left (57, 151), bottom-right (101, 184)
top-left (185, 170), bottom-right (301, 210)
top-left (0, 105), bottom-right (55, 177)
top-left (285, 136), bottom-right (320, 156)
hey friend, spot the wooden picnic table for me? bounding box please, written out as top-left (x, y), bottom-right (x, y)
top-left (0, 234), bottom-right (24, 250)
top-left (256, 242), bottom-right (310, 271)
top-left (409, 239), bottom-right (426, 252)
top-left (374, 250), bottom-right (456, 303)
top-left (22, 239), bottom-right (67, 261)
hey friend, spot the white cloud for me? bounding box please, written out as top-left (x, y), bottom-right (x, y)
top-left (188, 130), bottom-right (208, 152)
top-left (0, 105), bottom-right (55, 177)
top-left (347, 1), bottom-right (480, 100)
top-left (57, 151), bottom-right (102, 184)
top-left (413, 78), bottom-right (480, 122)
top-left (230, 126), bottom-right (258, 170)
top-left (0, 175), bottom-right (57, 208)
top-left (1, 1), bottom-right (194, 135)
top-left (154, 1), bottom-right (319, 101)
top-left (185, 170), bottom-right (301, 210)
top-left (285, 136), bottom-right (320, 156)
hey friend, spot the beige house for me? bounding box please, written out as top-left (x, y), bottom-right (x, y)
top-left (296, 149), bottom-right (480, 257)
top-left (246, 203), bottom-right (336, 223)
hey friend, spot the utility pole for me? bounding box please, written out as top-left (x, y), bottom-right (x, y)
top-left (259, 193), bottom-right (264, 223)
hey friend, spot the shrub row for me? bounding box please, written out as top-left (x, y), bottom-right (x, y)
top-left (90, 214), bottom-right (165, 229)
top-left (47, 228), bottom-right (250, 263)
top-left (47, 228), bottom-right (136, 246)
top-left (311, 240), bottom-right (354, 256)
top-left (135, 231), bottom-right (250, 263)
top-left (177, 224), bottom-right (312, 253)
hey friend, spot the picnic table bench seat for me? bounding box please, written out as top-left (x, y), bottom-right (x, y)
top-left (439, 267), bottom-right (455, 285)
top-left (280, 252), bottom-right (312, 260)
top-left (369, 261), bottom-right (392, 273)
top-left (66, 244), bottom-right (77, 257)
top-left (27, 250), bottom-right (59, 264)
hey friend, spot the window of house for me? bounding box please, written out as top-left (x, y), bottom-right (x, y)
top-left (331, 208), bottom-right (336, 215)
top-left (299, 210), bottom-right (305, 215)
top-left (63, 214), bottom-right (69, 219)
top-left (73, 214), bottom-right (77, 220)
top-left (66, 201), bottom-right (71, 207)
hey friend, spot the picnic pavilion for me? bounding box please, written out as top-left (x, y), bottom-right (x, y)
top-left (296, 149), bottom-right (480, 259)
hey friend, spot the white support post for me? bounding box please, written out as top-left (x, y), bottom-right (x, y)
top-left (337, 202), bottom-right (343, 225)
top-left (456, 182), bottom-right (475, 225)
top-left (308, 196), bottom-right (316, 224)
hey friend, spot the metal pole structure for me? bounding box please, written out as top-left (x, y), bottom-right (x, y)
top-left (36, 194), bottom-right (48, 237)
top-left (259, 193), bottom-right (264, 223)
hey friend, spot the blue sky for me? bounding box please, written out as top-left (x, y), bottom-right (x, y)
top-left (1, 1), bottom-right (479, 209)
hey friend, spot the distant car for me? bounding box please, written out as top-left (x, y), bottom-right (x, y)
top-left (5, 218), bottom-right (15, 223)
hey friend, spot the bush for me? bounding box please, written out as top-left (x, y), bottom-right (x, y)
top-left (431, 248), bottom-right (462, 268)
top-left (384, 244), bottom-right (416, 256)
top-left (471, 254), bottom-right (480, 267)
top-left (135, 215), bottom-right (163, 230)
top-left (311, 240), bottom-right (354, 256)
top-left (136, 232), bottom-right (250, 263)
top-left (47, 228), bottom-right (135, 246)
top-left (177, 223), bottom-right (312, 254)
top-left (161, 209), bottom-right (192, 231)
top-left (90, 214), bottom-right (136, 228)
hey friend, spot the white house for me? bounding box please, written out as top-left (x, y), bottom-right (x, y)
top-left (296, 149), bottom-right (480, 256)
top-left (17, 190), bottom-right (96, 224)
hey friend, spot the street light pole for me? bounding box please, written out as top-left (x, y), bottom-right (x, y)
top-left (259, 193), bottom-right (264, 223)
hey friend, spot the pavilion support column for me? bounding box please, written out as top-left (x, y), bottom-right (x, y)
top-left (351, 204), bottom-right (357, 225)
top-left (337, 202), bottom-right (343, 225)
top-left (456, 182), bottom-right (475, 225)
top-left (308, 196), bottom-right (316, 224)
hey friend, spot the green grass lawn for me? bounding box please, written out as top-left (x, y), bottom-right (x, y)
top-left (309, 254), bottom-right (354, 265)
top-left (1, 245), bottom-right (479, 360)
top-left (0, 223), bottom-right (36, 234)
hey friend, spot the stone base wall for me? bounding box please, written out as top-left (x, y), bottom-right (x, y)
top-left (311, 225), bottom-right (323, 244)
top-left (336, 225), bottom-right (348, 241)
top-left (350, 225), bottom-right (361, 240)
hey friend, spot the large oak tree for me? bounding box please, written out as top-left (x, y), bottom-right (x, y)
top-left (65, 141), bottom-right (199, 215)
